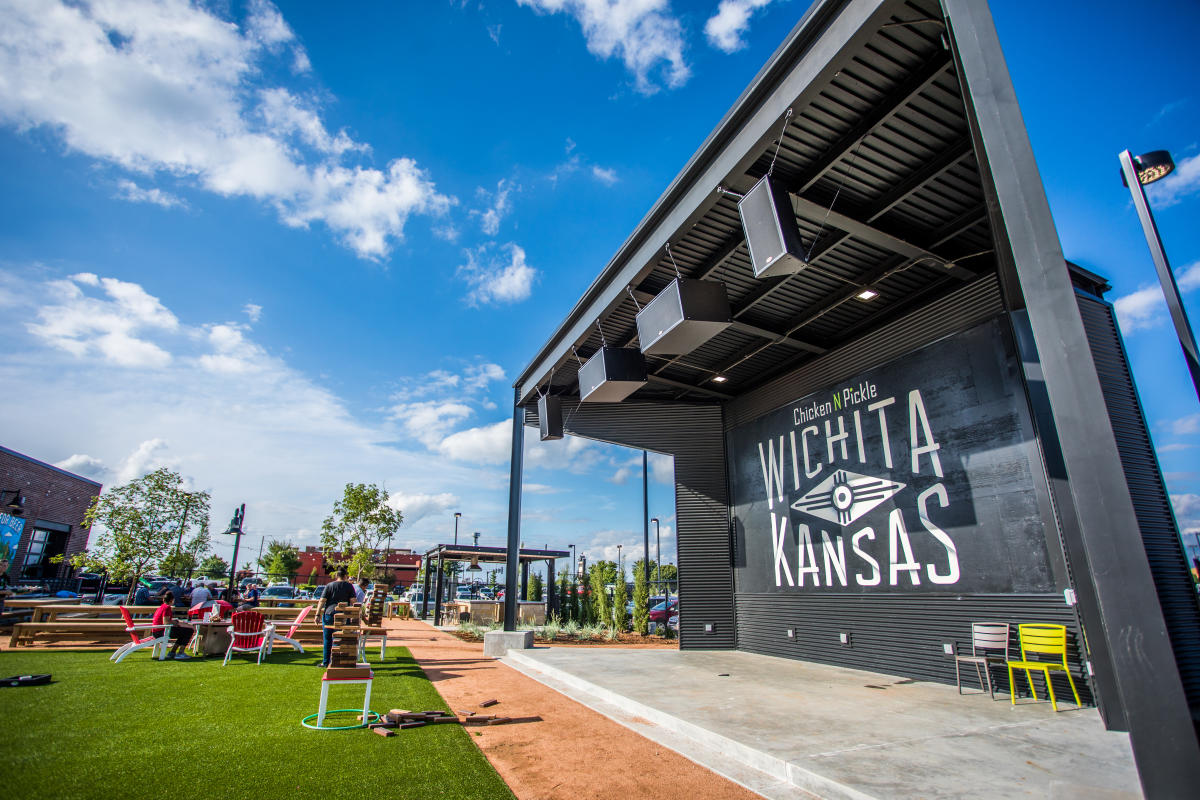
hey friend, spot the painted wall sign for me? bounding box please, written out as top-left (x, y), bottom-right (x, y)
top-left (728, 318), bottom-right (1056, 595)
top-left (0, 511), bottom-right (25, 566)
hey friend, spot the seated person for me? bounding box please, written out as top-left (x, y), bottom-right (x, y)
top-left (152, 591), bottom-right (194, 660)
top-left (243, 583), bottom-right (260, 608)
top-left (190, 581), bottom-right (213, 610)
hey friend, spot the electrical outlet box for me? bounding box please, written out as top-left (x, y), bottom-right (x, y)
top-left (704, 622), bottom-right (715, 634)
top-left (786, 628), bottom-right (795, 638)
top-left (943, 643), bottom-right (954, 655)
top-left (839, 632), bottom-right (850, 645)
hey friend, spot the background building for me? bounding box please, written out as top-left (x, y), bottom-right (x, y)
top-left (296, 545), bottom-right (420, 587)
top-left (0, 444), bottom-right (101, 586)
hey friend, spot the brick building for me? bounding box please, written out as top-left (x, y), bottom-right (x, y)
top-left (296, 546), bottom-right (420, 588)
top-left (1, 445), bottom-right (102, 585)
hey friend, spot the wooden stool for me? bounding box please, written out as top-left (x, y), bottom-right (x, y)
top-left (317, 666), bottom-right (374, 727)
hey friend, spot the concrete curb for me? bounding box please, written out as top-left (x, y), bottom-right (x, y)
top-left (504, 649), bottom-right (876, 800)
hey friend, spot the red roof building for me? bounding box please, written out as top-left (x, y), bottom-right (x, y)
top-left (297, 546), bottom-right (420, 588)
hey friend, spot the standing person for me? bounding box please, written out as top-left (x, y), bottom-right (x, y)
top-left (152, 590), bottom-right (194, 660)
top-left (315, 568), bottom-right (356, 668)
top-left (354, 577), bottom-right (369, 604)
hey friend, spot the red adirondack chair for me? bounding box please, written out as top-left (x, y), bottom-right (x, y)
top-left (111, 606), bottom-right (170, 663)
top-left (266, 605), bottom-right (310, 655)
top-left (222, 610), bottom-right (273, 666)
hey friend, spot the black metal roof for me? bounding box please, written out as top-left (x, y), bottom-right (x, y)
top-left (421, 544), bottom-right (569, 563)
top-left (515, 0), bottom-right (998, 406)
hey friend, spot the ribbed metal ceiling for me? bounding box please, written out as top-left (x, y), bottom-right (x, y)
top-left (531, 0), bottom-right (996, 405)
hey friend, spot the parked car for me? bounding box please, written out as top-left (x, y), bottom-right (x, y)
top-left (649, 598), bottom-right (679, 625)
top-left (478, 588), bottom-right (496, 600)
top-left (455, 586), bottom-right (474, 600)
top-left (261, 585), bottom-right (296, 607)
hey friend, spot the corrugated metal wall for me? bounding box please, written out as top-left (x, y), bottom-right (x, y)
top-left (724, 274), bottom-right (1089, 691)
top-left (1076, 291), bottom-right (1200, 722)
top-left (525, 401), bottom-right (735, 649)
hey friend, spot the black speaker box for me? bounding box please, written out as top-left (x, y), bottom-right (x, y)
top-left (636, 278), bottom-right (732, 356)
top-left (737, 174), bottom-right (809, 278)
top-left (578, 347), bottom-right (647, 403)
top-left (538, 394), bottom-right (563, 441)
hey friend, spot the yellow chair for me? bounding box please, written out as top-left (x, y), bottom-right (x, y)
top-left (1006, 623), bottom-right (1081, 711)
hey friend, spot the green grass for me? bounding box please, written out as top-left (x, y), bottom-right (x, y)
top-left (0, 646), bottom-right (515, 800)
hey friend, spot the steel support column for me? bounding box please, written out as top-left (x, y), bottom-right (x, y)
top-left (502, 388), bottom-right (524, 631)
top-left (420, 556), bottom-right (432, 619)
top-left (546, 559), bottom-right (556, 617)
top-left (942, 0), bottom-right (1200, 793)
top-left (642, 451), bottom-right (650, 591)
top-left (433, 555), bottom-right (444, 628)
top-left (520, 561), bottom-right (528, 601)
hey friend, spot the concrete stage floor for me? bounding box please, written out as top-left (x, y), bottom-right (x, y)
top-left (503, 647), bottom-right (1142, 800)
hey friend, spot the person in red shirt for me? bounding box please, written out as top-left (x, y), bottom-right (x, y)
top-left (153, 590), bottom-right (195, 660)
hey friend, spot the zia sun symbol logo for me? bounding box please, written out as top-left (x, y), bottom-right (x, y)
top-left (790, 469), bottom-right (905, 527)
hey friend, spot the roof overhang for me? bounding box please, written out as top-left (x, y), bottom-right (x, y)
top-left (515, 0), bottom-right (999, 406)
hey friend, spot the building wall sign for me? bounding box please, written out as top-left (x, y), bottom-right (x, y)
top-left (729, 318), bottom-right (1056, 595)
top-left (0, 512), bottom-right (25, 564)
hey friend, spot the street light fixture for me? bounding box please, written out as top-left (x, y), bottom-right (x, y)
top-left (1119, 148), bottom-right (1200, 400)
top-left (453, 511), bottom-right (462, 546)
top-left (616, 544), bottom-right (623, 580)
top-left (220, 503), bottom-right (245, 599)
top-left (568, 544), bottom-right (575, 581)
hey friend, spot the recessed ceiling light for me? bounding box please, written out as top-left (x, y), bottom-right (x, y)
top-left (856, 288), bottom-right (879, 301)
top-left (712, 375), bottom-right (728, 383)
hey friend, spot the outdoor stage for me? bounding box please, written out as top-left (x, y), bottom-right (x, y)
top-left (504, 647), bottom-right (1141, 800)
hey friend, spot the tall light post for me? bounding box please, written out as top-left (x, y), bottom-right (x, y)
top-left (568, 544), bottom-right (575, 581)
top-left (1119, 149), bottom-right (1200, 399)
top-left (651, 518), bottom-right (661, 596)
top-left (616, 544), bottom-right (623, 580)
top-left (220, 504), bottom-right (245, 599)
top-left (452, 511), bottom-right (462, 546)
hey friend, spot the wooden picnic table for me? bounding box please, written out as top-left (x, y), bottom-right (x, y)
top-left (257, 597), bottom-right (319, 608)
top-left (3, 597), bottom-right (78, 609)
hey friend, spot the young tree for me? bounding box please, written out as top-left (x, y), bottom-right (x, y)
top-left (70, 467), bottom-right (210, 602)
top-left (321, 483), bottom-right (403, 580)
top-left (556, 571), bottom-right (573, 622)
top-left (632, 560), bottom-right (650, 634)
top-left (528, 572), bottom-right (544, 601)
top-left (257, 540), bottom-right (301, 580)
top-left (589, 566), bottom-right (609, 627)
top-left (612, 575), bottom-right (629, 631)
top-left (197, 554), bottom-right (229, 579)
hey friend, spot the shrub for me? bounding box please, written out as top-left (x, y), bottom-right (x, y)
top-left (632, 566), bottom-right (649, 635)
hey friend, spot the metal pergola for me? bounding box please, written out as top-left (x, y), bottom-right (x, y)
top-left (419, 544), bottom-right (569, 626)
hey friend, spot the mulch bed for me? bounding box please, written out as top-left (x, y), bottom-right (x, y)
top-left (450, 629), bottom-right (679, 648)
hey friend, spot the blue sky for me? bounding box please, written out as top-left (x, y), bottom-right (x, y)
top-left (0, 0), bottom-right (1197, 576)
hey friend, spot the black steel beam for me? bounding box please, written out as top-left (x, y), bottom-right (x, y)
top-left (645, 374), bottom-right (733, 400)
top-left (503, 387), bottom-right (523, 631)
top-left (943, 0), bottom-right (1200, 793)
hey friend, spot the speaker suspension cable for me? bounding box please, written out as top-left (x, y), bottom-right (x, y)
top-left (626, 286), bottom-right (642, 311)
top-left (767, 107), bottom-right (794, 177)
top-left (665, 242), bottom-right (682, 280)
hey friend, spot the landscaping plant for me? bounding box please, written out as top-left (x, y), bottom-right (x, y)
top-left (632, 561), bottom-right (650, 634)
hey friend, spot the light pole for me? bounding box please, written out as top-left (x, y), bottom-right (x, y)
top-left (452, 511), bottom-right (462, 546)
top-left (651, 518), bottom-right (661, 596)
top-left (220, 504), bottom-right (245, 599)
top-left (616, 544), bottom-right (623, 580)
top-left (568, 544), bottom-right (575, 581)
top-left (1119, 149), bottom-right (1200, 400)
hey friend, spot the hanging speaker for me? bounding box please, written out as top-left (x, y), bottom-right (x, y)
top-left (578, 347), bottom-right (647, 403)
top-left (538, 394), bottom-right (563, 441)
top-left (737, 174), bottom-right (809, 278)
top-left (636, 278), bottom-right (732, 356)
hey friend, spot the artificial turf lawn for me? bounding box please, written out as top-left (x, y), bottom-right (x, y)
top-left (0, 646), bottom-right (515, 800)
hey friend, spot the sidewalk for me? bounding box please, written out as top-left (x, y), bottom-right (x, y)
top-left (385, 618), bottom-right (806, 800)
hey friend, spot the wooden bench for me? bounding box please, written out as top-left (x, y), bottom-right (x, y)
top-left (10, 621), bottom-right (131, 647)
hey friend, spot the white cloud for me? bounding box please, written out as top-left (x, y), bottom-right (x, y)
top-left (243, 303), bottom-right (263, 323)
top-left (1172, 414), bottom-right (1200, 435)
top-left (439, 419), bottom-right (512, 463)
top-left (472, 179), bottom-right (515, 235)
top-left (54, 453), bottom-right (110, 482)
top-left (1173, 493), bottom-right (1200, 527)
top-left (392, 401), bottom-right (475, 449)
top-left (488, 23), bottom-right (503, 44)
top-left (114, 179), bottom-right (186, 209)
top-left (1147, 152), bottom-right (1200, 209)
top-left (1113, 261), bottom-right (1200, 332)
top-left (27, 273), bottom-right (179, 367)
top-left (0, 0), bottom-right (451, 260)
top-left (388, 491), bottom-right (459, 524)
top-left (591, 165), bottom-right (618, 186)
top-left (515, 0), bottom-right (689, 94)
top-left (704, 0), bottom-right (777, 53)
top-left (458, 242), bottom-right (538, 305)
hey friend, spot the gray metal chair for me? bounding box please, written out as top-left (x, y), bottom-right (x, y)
top-left (954, 622), bottom-right (1010, 698)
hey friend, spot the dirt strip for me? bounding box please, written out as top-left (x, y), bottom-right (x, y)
top-left (386, 618), bottom-right (763, 800)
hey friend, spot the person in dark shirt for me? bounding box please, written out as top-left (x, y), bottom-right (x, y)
top-left (244, 583), bottom-right (260, 607)
top-left (315, 567), bottom-right (356, 667)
